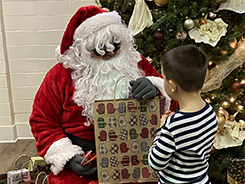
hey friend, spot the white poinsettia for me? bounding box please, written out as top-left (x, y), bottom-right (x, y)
top-left (218, 0), bottom-right (245, 14)
top-left (189, 17), bottom-right (228, 47)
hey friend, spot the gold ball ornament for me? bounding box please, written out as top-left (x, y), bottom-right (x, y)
top-left (154, 0), bottom-right (168, 7)
top-left (102, 8), bottom-right (110, 12)
top-left (184, 19), bottom-right (195, 30)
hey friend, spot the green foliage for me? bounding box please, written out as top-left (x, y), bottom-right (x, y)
top-left (208, 141), bottom-right (245, 182)
top-left (98, 0), bottom-right (245, 121)
top-left (98, 1), bottom-right (245, 182)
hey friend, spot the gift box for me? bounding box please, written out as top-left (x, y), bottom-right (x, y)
top-left (227, 158), bottom-right (245, 184)
top-left (7, 169), bottom-right (31, 184)
top-left (93, 76), bottom-right (166, 183)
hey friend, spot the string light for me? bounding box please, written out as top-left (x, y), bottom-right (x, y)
top-left (211, 94), bottom-right (216, 99)
top-left (241, 79), bottom-right (245, 85)
top-left (205, 98), bottom-right (211, 103)
top-left (230, 97), bottom-right (235, 102)
top-left (146, 56), bottom-right (153, 63)
top-left (238, 105), bottom-right (244, 111)
top-left (208, 61), bottom-right (213, 65)
top-left (209, 12), bottom-right (216, 19)
top-left (221, 50), bottom-right (228, 55)
top-left (223, 101), bottom-right (229, 107)
top-left (219, 107), bottom-right (223, 114)
top-left (230, 39), bottom-right (237, 49)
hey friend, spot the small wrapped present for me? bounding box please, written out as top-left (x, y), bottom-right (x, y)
top-left (7, 168), bottom-right (31, 184)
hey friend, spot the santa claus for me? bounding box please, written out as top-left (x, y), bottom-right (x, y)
top-left (29, 5), bottom-right (177, 184)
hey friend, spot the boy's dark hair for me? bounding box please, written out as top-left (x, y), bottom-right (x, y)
top-left (161, 44), bottom-right (207, 92)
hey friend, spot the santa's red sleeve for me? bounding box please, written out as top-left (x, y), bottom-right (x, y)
top-left (29, 64), bottom-right (84, 175)
top-left (138, 55), bottom-right (178, 111)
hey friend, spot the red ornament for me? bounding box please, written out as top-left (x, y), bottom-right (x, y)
top-left (153, 30), bottom-right (163, 43)
top-left (231, 81), bottom-right (241, 91)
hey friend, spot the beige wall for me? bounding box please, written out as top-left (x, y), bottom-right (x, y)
top-left (0, 0), bottom-right (97, 142)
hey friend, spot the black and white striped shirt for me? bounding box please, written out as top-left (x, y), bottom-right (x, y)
top-left (148, 102), bottom-right (217, 184)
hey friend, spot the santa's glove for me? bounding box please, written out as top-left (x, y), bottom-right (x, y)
top-left (68, 155), bottom-right (97, 176)
top-left (130, 77), bottom-right (158, 100)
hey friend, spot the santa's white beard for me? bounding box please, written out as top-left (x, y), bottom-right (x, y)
top-left (72, 49), bottom-right (144, 126)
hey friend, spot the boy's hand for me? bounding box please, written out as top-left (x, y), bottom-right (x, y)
top-left (160, 110), bottom-right (174, 126)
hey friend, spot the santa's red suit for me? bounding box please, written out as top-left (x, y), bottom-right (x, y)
top-left (29, 5), bottom-right (178, 184)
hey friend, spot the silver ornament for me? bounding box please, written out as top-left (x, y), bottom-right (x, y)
top-left (184, 19), bottom-right (195, 30)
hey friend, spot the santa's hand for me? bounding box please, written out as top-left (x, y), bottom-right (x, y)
top-left (68, 155), bottom-right (97, 176)
top-left (130, 77), bottom-right (158, 100)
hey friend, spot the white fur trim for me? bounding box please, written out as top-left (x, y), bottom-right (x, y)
top-left (44, 137), bottom-right (84, 175)
top-left (74, 11), bottom-right (122, 40)
top-left (146, 76), bottom-right (171, 111)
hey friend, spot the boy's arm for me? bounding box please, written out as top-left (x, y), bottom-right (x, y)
top-left (148, 120), bottom-right (176, 171)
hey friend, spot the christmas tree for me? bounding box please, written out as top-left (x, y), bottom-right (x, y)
top-left (97, 0), bottom-right (245, 183)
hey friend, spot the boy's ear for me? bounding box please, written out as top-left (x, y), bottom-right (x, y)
top-left (169, 80), bottom-right (177, 92)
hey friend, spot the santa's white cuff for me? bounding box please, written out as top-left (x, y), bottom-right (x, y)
top-left (146, 76), bottom-right (171, 111)
top-left (44, 137), bottom-right (84, 175)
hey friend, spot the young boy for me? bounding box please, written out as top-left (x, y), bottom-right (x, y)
top-left (148, 45), bottom-right (217, 184)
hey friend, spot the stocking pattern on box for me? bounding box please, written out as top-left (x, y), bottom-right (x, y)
top-left (120, 142), bottom-right (129, 153)
top-left (99, 143), bottom-right (108, 156)
top-left (100, 157), bottom-right (109, 168)
top-left (150, 128), bottom-right (157, 138)
top-left (107, 103), bottom-right (116, 114)
top-left (142, 167), bottom-right (151, 178)
top-left (141, 154), bottom-right (148, 165)
top-left (132, 168), bottom-right (140, 179)
top-left (140, 127), bottom-right (149, 139)
top-left (96, 103), bottom-right (105, 114)
top-left (110, 156), bottom-right (119, 168)
top-left (101, 170), bottom-right (109, 181)
top-left (110, 143), bottom-right (119, 155)
top-left (108, 130), bottom-right (117, 142)
top-left (129, 128), bottom-right (138, 140)
top-left (150, 114), bottom-right (158, 125)
top-left (129, 115), bottom-right (138, 126)
top-left (139, 114), bottom-right (148, 126)
top-left (121, 168), bottom-right (130, 180)
top-left (118, 115), bottom-right (127, 128)
top-left (97, 117), bottom-right (106, 129)
top-left (121, 156), bottom-right (130, 167)
top-left (131, 141), bottom-right (139, 153)
top-left (98, 130), bottom-right (107, 142)
top-left (112, 169), bottom-right (120, 181)
top-left (119, 129), bottom-right (128, 141)
top-left (149, 100), bottom-right (157, 112)
top-left (117, 102), bottom-right (126, 113)
top-left (93, 96), bottom-right (165, 183)
top-left (128, 101), bottom-right (137, 113)
top-left (108, 116), bottom-right (117, 128)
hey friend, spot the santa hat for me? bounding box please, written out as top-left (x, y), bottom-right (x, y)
top-left (60, 5), bottom-right (122, 54)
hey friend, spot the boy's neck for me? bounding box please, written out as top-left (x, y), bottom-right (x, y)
top-left (176, 91), bottom-right (206, 113)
